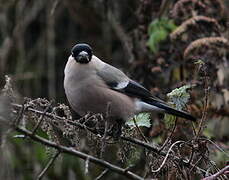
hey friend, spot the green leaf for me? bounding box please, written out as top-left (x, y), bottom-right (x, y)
top-left (125, 147), bottom-right (142, 167)
top-left (164, 85), bottom-right (194, 126)
top-left (167, 84), bottom-right (194, 110)
top-left (147, 18), bottom-right (177, 54)
top-left (164, 114), bottom-right (177, 127)
top-left (126, 113), bottom-right (151, 128)
top-left (147, 28), bottom-right (167, 53)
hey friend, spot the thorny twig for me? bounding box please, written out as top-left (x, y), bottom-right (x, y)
top-left (37, 150), bottom-right (60, 180)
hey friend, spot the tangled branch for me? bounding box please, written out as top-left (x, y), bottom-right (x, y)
top-left (11, 101), bottom-right (211, 177)
top-left (2, 76), bottom-right (227, 179)
top-left (15, 125), bottom-right (143, 180)
top-left (202, 165), bottom-right (229, 180)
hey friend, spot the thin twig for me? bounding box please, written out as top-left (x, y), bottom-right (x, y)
top-left (95, 169), bottom-right (109, 180)
top-left (50, 0), bottom-right (59, 15)
top-left (202, 165), bottom-right (229, 180)
top-left (195, 70), bottom-right (209, 140)
top-left (100, 102), bottom-right (111, 158)
top-left (199, 138), bottom-right (229, 158)
top-left (124, 165), bottom-right (136, 173)
top-left (188, 145), bottom-right (195, 164)
top-left (202, 155), bottom-right (228, 180)
top-left (192, 122), bottom-right (197, 136)
top-left (159, 119), bottom-right (177, 152)
top-left (174, 161), bottom-right (189, 180)
top-left (100, 119), bottom-right (108, 158)
top-left (12, 103), bottom-right (86, 129)
top-left (151, 141), bottom-right (185, 173)
top-left (133, 117), bottom-right (148, 143)
top-left (85, 157), bottom-right (90, 174)
top-left (189, 155), bottom-right (205, 174)
top-left (37, 150), bottom-right (60, 180)
top-left (158, 0), bottom-right (172, 18)
top-left (14, 100), bottom-right (26, 126)
top-left (14, 126), bottom-right (144, 180)
top-left (32, 101), bottom-right (53, 135)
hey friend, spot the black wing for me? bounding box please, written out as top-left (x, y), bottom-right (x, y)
top-left (109, 80), bottom-right (151, 98)
top-left (96, 63), bottom-right (152, 99)
top-left (95, 60), bottom-right (196, 121)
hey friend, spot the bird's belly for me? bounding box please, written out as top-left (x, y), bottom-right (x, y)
top-left (65, 83), bottom-right (135, 121)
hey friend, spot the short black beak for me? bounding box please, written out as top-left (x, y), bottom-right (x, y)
top-left (77, 51), bottom-right (89, 63)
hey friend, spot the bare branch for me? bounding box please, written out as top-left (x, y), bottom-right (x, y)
top-left (202, 165), bottom-right (229, 180)
top-left (14, 126), bottom-right (144, 180)
top-left (12, 103), bottom-right (209, 175)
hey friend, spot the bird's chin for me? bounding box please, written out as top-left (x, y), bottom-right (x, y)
top-left (75, 55), bottom-right (89, 64)
top-left (78, 58), bottom-right (90, 64)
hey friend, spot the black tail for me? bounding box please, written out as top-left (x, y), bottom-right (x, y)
top-left (144, 98), bottom-right (196, 121)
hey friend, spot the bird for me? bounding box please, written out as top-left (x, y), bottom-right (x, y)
top-left (64, 43), bottom-right (196, 134)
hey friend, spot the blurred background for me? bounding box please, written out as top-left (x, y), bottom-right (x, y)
top-left (0, 0), bottom-right (228, 179)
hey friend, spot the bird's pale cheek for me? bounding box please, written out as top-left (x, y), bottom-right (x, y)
top-left (68, 55), bottom-right (75, 61)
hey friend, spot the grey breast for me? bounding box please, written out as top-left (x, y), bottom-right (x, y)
top-left (64, 59), bottom-right (135, 121)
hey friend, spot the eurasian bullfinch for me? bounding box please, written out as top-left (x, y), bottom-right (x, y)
top-left (64, 43), bottom-right (196, 127)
